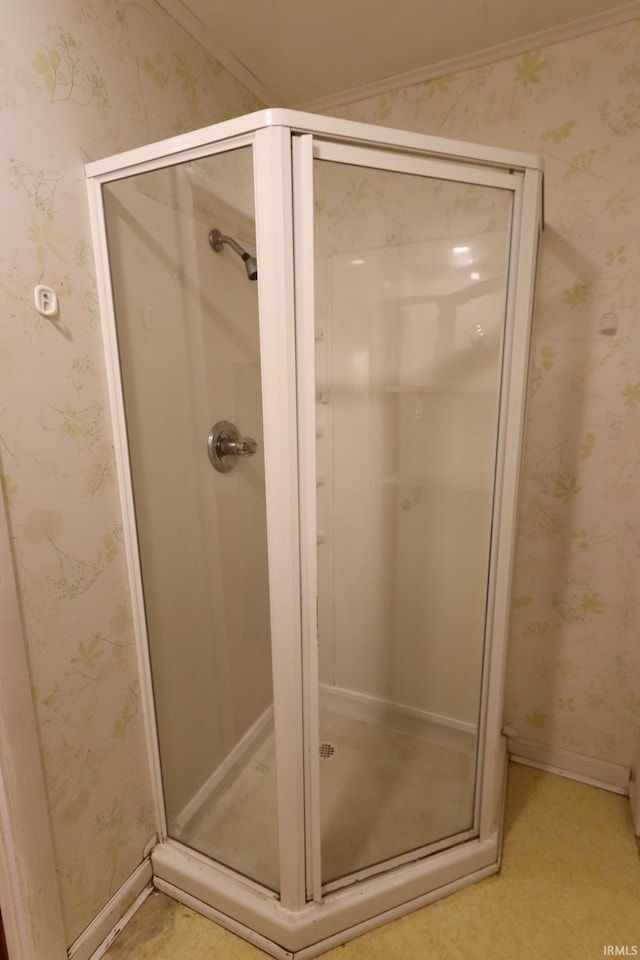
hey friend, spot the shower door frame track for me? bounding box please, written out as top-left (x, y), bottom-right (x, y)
top-left (86, 108), bottom-right (543, 960)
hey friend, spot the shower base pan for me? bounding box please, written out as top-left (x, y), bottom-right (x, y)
top-left (151, 744), bottom-right (505, 960)
top-left (172, 690), bottom-right (478, 892)
top-left (151, 736), bottom-right (507, 960)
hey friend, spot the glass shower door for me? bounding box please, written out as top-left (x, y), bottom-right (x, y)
top-left (102, 144), bottom-right (280, 892)
top-left (300, 142), bottom-right (515, 889)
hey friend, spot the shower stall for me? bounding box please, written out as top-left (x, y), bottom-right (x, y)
top-left (86, 110), bottom-right (542, 958)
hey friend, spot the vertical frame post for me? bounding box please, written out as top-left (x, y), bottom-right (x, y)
top-left (85, 175), bottom-right (168, 844)
top-left (254, 126), bottom-right (307, 911)
top-left (292, 133), bottom-right (323, 903)
top-left (478, 167), bottom-right (542, 838)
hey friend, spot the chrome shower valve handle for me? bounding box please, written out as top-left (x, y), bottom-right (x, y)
top-left (208, 420), bottom-right (258, 473)
top-left (218, 434), bottom-right (257, 458)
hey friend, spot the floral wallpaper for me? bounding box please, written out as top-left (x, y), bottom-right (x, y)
top-left (1, 0), bottom-right (639, 947)
top-left (0, 0), bottom-right (261, 946)
top-left (330, 19), bottom-right (640, 772)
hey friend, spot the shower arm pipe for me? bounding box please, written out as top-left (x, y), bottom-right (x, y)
top-left (209, 228), bottom-right (258, 280)
top-left (213, 232), bottom-right (244, 259)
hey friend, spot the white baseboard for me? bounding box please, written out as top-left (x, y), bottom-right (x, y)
top-left (69, 859), bottom-right (153, 960)
top-left (628, 771), bottom-right (640, 836)
top-left (507, 735), bottom-right (631, 795)
top-left (320, 683), bottom-right (477, 751)
top-left (173, 705), bottom-right (274, 834)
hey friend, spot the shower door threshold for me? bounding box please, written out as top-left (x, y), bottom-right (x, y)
top-left (151, 820), bottom-right (503, 958)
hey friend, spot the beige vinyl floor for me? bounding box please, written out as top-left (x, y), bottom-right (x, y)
top-left (104, 762), bottom-right (640, 959)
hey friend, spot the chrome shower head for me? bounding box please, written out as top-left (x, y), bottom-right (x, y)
top-left (209, 228), bottom-right (258, 281)
top-left (243, 254), bottom-right (258, 282)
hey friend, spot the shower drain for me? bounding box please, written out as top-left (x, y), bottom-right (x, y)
top-left (319, 742), bottom-right (336, 759)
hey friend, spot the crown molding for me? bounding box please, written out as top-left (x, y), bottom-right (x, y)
top-left (150, 0), bottom-right (281, 106)
top-left (294, 0), bottom-right (640, 112)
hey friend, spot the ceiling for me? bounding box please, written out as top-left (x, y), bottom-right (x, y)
top-left (158, 0), bottom-right (639, 108)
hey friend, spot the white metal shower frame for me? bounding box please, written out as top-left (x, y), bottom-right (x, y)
top-left (86, 109), bottom-right (542, 959)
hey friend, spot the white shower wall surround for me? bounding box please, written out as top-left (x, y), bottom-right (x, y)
top-left (86, 109), bottom-right (542, 958)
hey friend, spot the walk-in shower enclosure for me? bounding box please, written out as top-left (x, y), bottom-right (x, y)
top-left (86, 110), bottom-right (542, 958)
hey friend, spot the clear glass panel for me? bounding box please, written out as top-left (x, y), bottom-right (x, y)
top-left (313, 159), bottom-right (513, 885)
top-left (103, 147), bottom-right (280, 892)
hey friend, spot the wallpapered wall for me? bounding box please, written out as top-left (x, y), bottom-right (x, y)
top-left (1, 0), bottom-right (639, 948)
top-left (0, 0), bottom-right (260, 945)
top-left (331, 18), bottom-right (640, 774)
